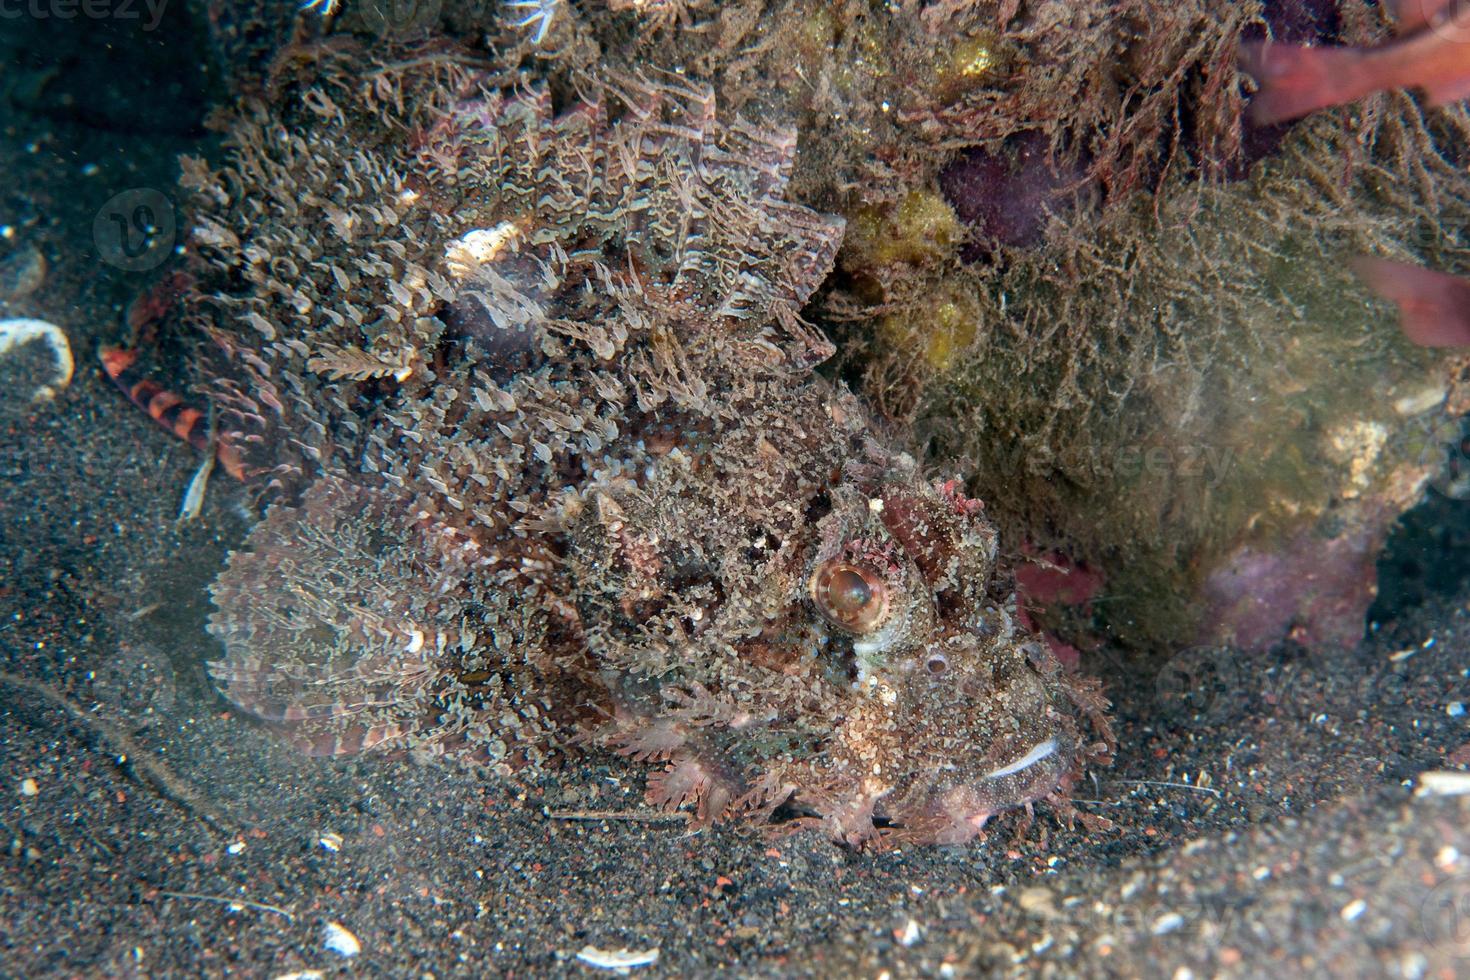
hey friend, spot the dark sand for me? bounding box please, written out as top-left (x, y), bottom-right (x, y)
top-left (3, 9), bottom-right (1470, 979)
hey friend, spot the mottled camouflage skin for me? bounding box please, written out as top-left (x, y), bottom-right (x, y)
top-left (192, 60), bottom-right (1111, 846)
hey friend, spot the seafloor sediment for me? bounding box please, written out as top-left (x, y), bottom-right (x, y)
top-left (1, 2), bottom-right (1469, 977)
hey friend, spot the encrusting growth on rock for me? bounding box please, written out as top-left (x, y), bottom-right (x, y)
top-left (173, 51), bottom-right (1111, 848)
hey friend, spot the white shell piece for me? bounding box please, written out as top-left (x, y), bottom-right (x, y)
top-left (322, 921), bottom-right (361, 958)
top-left (574, 945), bottom-right (660, 972)
top-left (0, 318), bottom-right (73, 402)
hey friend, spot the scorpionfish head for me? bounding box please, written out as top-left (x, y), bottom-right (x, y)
top-left (797, 475), bottom-right (1106, 846)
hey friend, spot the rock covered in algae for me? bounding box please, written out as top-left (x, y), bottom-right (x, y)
top-left (181, 54), bottom-right (1111, 847)
top-left (853, 88), bottom-right (1470, 655)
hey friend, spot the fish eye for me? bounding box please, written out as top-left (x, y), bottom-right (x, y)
top-left (827, 568), bottom-right (872, 615)
top-left (924, 652), bottom-right (949, 675)
top-left (810, 560), bottom-right (890, 633)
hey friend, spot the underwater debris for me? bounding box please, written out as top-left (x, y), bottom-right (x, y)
top-left (0, 317), bottom-right (73, 403)
top-left (0, 670), bottom-right (231, 834)
top-left (321, 921), bottom-right (360, 958)
top-left (158, 890), bottom-right (295, 921)
top-left (1415, 770), bottom-right (1470, 798)
top-left (179, 55), bottom-right (1112, 847)
top-left (177, 447), bottom-right (216, 523)
top-left (576, 944), bottom-right (660, 972)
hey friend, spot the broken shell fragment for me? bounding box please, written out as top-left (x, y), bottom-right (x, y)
top-left (575, 945), bottom-right (660, 972)
top-left (0, 317), bottom-right (73, 403)
top-left (321, 921), bottom-right (360, 958)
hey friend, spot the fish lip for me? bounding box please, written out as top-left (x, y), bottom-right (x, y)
top-left (982, 736), bottom-right (1059, 780)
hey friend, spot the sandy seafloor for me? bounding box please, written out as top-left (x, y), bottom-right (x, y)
top-left (3, 10), bottom-right (1470, 980)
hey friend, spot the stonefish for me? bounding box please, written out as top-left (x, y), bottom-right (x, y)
top-left (177, 60), bottom-right (1112, 847)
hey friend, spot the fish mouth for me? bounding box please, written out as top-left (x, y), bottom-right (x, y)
top-left (869, 735), bottom-right (1074, 845)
